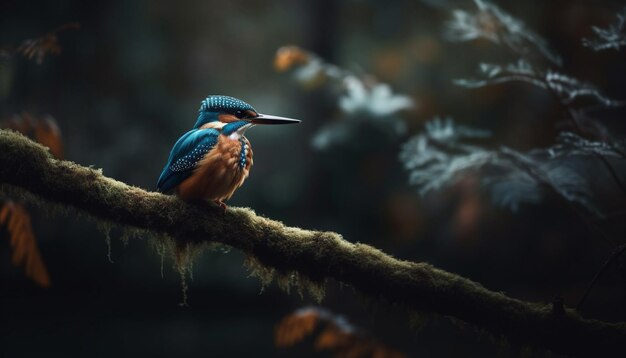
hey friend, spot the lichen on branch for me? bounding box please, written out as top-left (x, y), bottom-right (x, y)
top-left (0, 129), bottom-right (625, 356)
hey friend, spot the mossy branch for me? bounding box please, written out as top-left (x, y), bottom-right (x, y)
top-left (1, 129), bottom-right (625, 356)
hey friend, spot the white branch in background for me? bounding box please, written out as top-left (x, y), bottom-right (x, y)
top-left (454, 59), bottom-right (621, 107)
top-left (583, 8), bottom-right (626, 51)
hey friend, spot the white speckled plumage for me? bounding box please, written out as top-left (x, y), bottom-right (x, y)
top-left (200, 95), bottom-right (256, 113)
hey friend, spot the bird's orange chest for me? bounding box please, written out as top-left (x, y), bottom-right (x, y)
top-left (177, 134), bottom-right (253, 201)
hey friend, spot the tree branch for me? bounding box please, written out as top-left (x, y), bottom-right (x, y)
top-left (1, 129), bottom-right (625, 356)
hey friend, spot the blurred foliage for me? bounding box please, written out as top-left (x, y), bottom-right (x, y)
top-left (0, 112), bottom-right (63, 287)
top-left (1, 112), bottom-right (64, 158)
top-left (275, 307), bottom-right (405, 358)
top-left (0, 200), bottom-right (50, 287)
top-left (274, 45), bottom-right (413, 150)
top-left (401, 0), bottom-right (626, 223)
top-left (16, 23), bottom-right (79, 64)
top-left (6, 22), bottom-right (80, 65)
top-left (0, 19), bottom-right (66, 288)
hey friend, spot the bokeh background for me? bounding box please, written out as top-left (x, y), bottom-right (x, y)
top-left (2, 0), bottom-right (626, 357)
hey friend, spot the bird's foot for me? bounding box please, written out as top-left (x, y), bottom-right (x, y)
top-left (214, 200), bottom-right (227, 212)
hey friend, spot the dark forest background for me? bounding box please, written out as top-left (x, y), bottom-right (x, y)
top-left (2, 0), bottom-right (626, 357)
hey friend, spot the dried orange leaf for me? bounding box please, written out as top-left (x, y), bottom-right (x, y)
top-left (274, 46), bottom-right (310, 72)
top-left (1, 201), bottom-right (51, 287)
top-left (1, 113), bottom-right (63, 158)
top-left (16, 22), bottom-right (79, 65)
top-left (34, 115), bottom-right (63, 158)
top-left (275, 308), bottom-right (320, 347)
top-left (314, 326), bottom-right (353, 350)
top-left (276, 307), bottom-right (406, 358)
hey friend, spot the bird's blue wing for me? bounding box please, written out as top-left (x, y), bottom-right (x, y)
top-left (157, 128), bottom-right (220, 193)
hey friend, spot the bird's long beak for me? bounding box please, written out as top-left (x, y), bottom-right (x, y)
top-left (249, 113), bottom-right (301, 125)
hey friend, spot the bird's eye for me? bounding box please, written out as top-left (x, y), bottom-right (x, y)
top-left (235, 110), bottom-right (248, 119)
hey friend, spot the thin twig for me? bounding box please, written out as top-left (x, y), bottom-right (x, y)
top-left (578, 244), bottom-right (626, 309)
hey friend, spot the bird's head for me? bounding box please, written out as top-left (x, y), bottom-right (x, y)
top-left (193, 95), bottom-right (300, 136)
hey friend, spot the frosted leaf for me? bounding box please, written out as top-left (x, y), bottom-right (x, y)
top-left (292, 59), bottom-right (343, 86)
top-left (499, 147), bottom-right (604, 217)
top-left (583, 8), bottom-right (626, 51)
top-left (486, 170), bottom-right (542, 211)
top-left (401, 118), bottom-right (609, 217)
top-left (407, 149), bottom-right (497, 195)
top-left (551, 132), bottom-right (625, 158)
top-left (545, 164), bottom-right (600, 214)
top-left (424, 116), bottom-right (491, 142)
top-left (292, 60), bottom-right (325, 83)
top-left (339, 75), bottom-right (414, 117)
top-left (400, 117), bottom-right (496, 195)
top-left (453, 59), bottom-right (546, 89)
top-left (445, 0), bottom-right (562, 65)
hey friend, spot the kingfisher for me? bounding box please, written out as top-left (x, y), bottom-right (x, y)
top-left (157, 95), bottom-right (300, 209)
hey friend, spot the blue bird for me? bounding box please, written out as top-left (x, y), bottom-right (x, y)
top-left (157, 95), bottom-right (300, 209)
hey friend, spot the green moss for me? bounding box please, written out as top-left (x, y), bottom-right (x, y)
top-left (96, 222), bottom-right (115, 263)
top-left (175, 245), bottom-right (190, 306)
top-left (167, 240), bottom-right (214, 305)
top-left (244, 255), bottom-right (325, 302)
top-left (119, 227), bottom-right (150, 246)
top-left (150, 235), bottom-right (170, 279)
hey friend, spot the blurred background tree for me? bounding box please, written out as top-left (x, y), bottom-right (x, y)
top-left (1, 0), bottom-right (625, 357)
